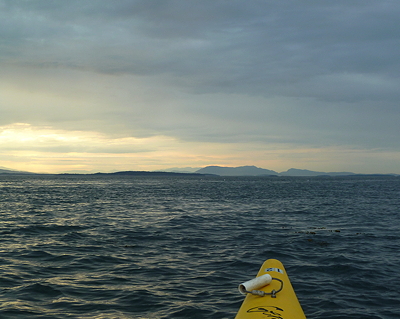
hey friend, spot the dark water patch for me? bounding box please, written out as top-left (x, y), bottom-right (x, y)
top-left (16, 282), bottom-right (63, 300)
top-left (2, 224), bottom-right (87, 236)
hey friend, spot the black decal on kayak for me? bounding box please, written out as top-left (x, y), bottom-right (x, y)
top-left (247, 306), bottom-right (284, 318)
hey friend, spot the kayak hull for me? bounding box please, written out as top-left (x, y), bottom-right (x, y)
top-left (235, 259), bottom-right (306, 319)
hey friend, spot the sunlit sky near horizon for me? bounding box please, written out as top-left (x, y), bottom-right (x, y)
top-left (1, 0), bottom-right (400, 174)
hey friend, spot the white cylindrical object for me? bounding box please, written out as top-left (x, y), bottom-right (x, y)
top-left (238, 274), bottom-right (272, 295)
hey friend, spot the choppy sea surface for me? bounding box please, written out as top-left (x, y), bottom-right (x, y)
top-left (0, 174), bottom-right (399, 319)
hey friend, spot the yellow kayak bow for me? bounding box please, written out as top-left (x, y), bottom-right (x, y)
top-left (235, 259), bottom-right (306, 319)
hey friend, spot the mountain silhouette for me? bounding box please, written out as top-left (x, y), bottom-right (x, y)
top-left (195, 165), bottom-right (278, 176)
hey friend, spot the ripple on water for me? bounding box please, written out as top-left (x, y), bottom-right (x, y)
top-left (0, 175), bottom-right (399, 318)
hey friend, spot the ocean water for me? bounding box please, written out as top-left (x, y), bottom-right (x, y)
top-left (0, 174), bottom-right (399, 319)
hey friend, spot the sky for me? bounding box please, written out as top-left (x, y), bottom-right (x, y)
top-left (1, 0), bottom-right (400, 174)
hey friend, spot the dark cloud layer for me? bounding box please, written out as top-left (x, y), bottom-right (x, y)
top-left (3, 1), bottom-right (400, 97)
top-left (1, 0), bottom-right (400, 170)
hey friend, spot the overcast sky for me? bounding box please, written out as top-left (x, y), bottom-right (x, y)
top-left (1, 0), bottom-right (399, 173)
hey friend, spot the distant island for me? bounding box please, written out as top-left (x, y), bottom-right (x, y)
top-left (194, 165), bottom-right (359, 176)
top-left (0, 165), bottom-right (398, 177)
top-left (0, 168), bottom-right (36, 175)
top-left (194, 166), bottom-right (399, 177)
top-left (92, 171), bottom-right (210, 177)
top-left (195, 165), bottom-right (277, 176)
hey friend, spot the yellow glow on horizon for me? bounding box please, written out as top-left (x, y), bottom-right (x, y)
top-left (1, 123), bottom-right (400, 175)
top-left (0, 123), bottom-right (184, 173)
top-left (0, 123), bottom-right (257, 173)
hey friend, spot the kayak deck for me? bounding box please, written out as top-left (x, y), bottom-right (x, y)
top-left (235, 259), bottom-right (306, 319)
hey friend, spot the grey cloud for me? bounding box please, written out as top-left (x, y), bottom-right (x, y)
top-left (1, 0), bottom-right (400, 153)
top-left (4, 0), bottom-right (399, 90)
